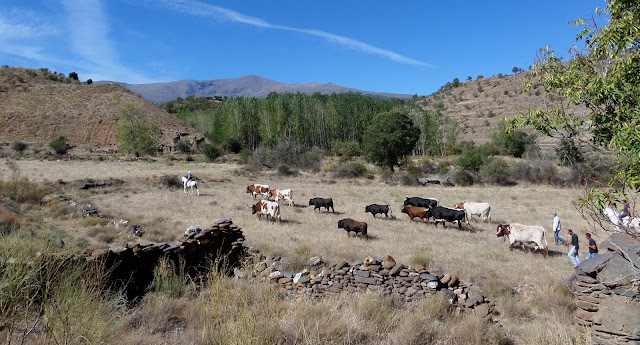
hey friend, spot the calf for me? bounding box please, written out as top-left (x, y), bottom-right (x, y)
top-left (338, 218), bottom-right (368, 239)
top-left (430, 206), bottom-right (466, 229)
top-left (404, 197), bottom-right (438, 208)
top-left (247, 184), bottom-right (270, 199)
top-left (496, 223), bottom-right (548, 257)
top-left (309, 198), bottom-right (334, 213)
top-left (401, 205), bottom-right (431, 223)
top-left (251, 200), bottom-right (281, 222)
top-left (365, 204), bottom-right (392, 218)
top-left (454, 202), bottom-right (491, 225)
top-left (269, 188), bottom-right (294, 207)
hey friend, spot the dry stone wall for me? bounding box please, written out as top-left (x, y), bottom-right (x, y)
top-left (76, 218), bottom-right (245, 299)
top-left (573, 233), bottom-right (640, 344)
top-left (251, 254), bottom-right (495, 317)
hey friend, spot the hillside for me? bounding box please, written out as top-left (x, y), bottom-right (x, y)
top-left (0, 67), bottom-right (203, 151)
top-left (418, 72), bottom-right (590, 147)
top-left (120, 75), bottom-right (414, 104)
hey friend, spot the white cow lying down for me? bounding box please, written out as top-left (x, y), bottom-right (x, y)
top-left (455, 202), bottom-right (491, 225)
top-left (496, 223), bottom-right (548, 258)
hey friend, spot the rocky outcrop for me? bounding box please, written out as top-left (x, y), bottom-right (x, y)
top-left (251, 254), bottom-right (494, 317)
top-left (573, 233), bottom-right (640, 344)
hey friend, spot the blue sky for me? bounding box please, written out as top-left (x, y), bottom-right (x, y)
top-left (0, 0), bottom-right (605, 96)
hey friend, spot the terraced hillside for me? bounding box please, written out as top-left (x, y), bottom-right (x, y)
top-left (0, 67), bottom-right (203, 151)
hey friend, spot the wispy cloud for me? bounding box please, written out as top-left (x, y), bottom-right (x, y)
top-left (0, 9), bottom-right (57, 39)
top-left (155, 0), bottom-right (431, 67)
top-left (60, 0), bottom-right (154, 83)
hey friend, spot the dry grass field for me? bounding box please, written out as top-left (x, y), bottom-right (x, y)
top-left (0, 157), bottom-right (593, 344)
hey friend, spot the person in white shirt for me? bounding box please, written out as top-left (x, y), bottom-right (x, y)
top-left (553, 212), bottom-right (567, 245)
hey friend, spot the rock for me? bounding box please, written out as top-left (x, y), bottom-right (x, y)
top-left (405, 288), bottom-right (417, 296)
top-left (382, 255), bottom-right (396, 269)
top-left (213, 218), bottom-right (232, 225)
top-left (253, 261), bottom-right (267, 275)
top-left (576, 300), bottom-right (599, 312)
top-left (278, 277), bottom-right (293, 284)
top-left (334, 261), bottom-right (349, 270)
top-left (448, 276), bottom-right (459, 287)
top-left (420, 273), bottom-right (438, 282)
top-left (297, 275), bottom-right (311, 284)
top-left (389, 264), bottom-right (403, 276)
top-left (355, 270), bottom-right (371, 278)
top-left (577, 252), bottom-right (613, 275)
top-left (430, 268), bottom-right (444, 279)
top-left (599, 252), bottom-right (639, 286)
top-left (592, 295), bottom-right (640, 339)
top-left (184, 226), bottom-right (202, 237)
top-left (427, 282), bottom-right (439, 289)
top-left (307, 256), bottom-right (323, 266)
top-left (599, 233), bottom-right (638, 252)
top-left (473, 303), bottom-right (490, 317)
top-left (441, 274), bottom-right (451, 284)
top-left (411, 264), bottom-right (425, 272)
top-left (355, 276), bottom-right (378, 285)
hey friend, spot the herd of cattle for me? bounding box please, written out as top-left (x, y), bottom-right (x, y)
top-left (245, 183), bottom-right (551, 257)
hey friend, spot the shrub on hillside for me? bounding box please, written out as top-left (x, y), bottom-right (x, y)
top-left (277, 164), bottom-right (299, 177)
top-left (333, 160), bottom-right (368, 178)
top-left (158, 175), bottom-right (181, 188)
top-left (201, 144), bottom-right (222, 162)
top-left (49, 136), bottom-right (72, 155)
top-left (11, 141), bottom-right (27, 153)
top-left (480, 158), bottom-right (512, 185)
top-left (175, 139), bottom-right (192, 153)
top-left (0, 177), bottom-right (52, 204)
top-left (454, 170), bottom-right (474, 186)
top-left (330, 140), bottom-right (361, 158)
top-left (457, 142), bottom-right (496, 172)
top-left (224, 137), bottom-right (243, 154)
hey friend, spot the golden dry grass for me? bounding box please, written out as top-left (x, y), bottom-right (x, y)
top-left (0, 157), bottom-right (592, 344)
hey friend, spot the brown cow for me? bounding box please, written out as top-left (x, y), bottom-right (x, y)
top-left (251, 200), bottom-right (281, 221)
top-left (338, 218), bottom-right (367, 239)
top-left (401, 206), bottom-right (431, 223)
top-left (246, 184), bottom-right (269, 199)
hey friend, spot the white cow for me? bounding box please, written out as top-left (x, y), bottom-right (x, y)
top-left (269, 188), bottom-right (294, 207)
top-left (251, 200), bottom-right (281, 222)
top-left (602, 207), bottom-right (640, 232)
top-left (455, 202), bottom-right (491, 225)
top-left (496, 223), bottom-right (548, 258)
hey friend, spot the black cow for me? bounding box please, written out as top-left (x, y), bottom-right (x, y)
top-left (309, 198), bottom-right (335, 213)
top-left (403, 197), bottom-right (438, 208)
top-left (338, 218), bottom-right (368, 239)
top-left (365, 204), bottom-right (391, 218)
top-left (430, 206), bottom-right (466, 229)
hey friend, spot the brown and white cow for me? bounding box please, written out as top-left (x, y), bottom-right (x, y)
top-left (401, 206), bottom-right (431, 223)
top-left (269, 188), bottom-right (294, 206)
top-left (251, 200), bottom-right (281, 222)
top-left (496, 223), bottom-right (548, 257)
top-left (338, 218), bottom-right (368, 239)
top-left (454, 202), bottom-right (491, 225)
top-left (246, 184), bottom-right (270, 199)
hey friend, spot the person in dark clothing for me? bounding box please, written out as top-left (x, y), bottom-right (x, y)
top-left (585, 233), bottom-right (598, 259)
top-left (567, 229), bottom-right (581, 268)
top-left (619, 200), bottom-right (630, 226)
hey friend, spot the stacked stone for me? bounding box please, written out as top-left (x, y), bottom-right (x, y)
top-left (258, 255), bottom-right (493, 317)
top-left (572, 233), bottom-right (640, 344)
top-left (79, 217), bottom-right (245, 300)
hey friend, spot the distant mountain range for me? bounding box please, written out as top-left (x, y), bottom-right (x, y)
top-left (118, 75), bottom-right (413, 104)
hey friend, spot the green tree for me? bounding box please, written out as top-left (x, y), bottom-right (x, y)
top-left (508, 0), bottom-right (640, 237)
top-left (116, 101), bottom-right (161, 157)
top-left (49, 136), bottom-right (71, 155)
top-left (362, 110), bottom-right (420, 171)
top-left (490, 122), bottom-right (535, 158)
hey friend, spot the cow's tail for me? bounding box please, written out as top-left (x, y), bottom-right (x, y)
top-left (389, 206), bottom-right (393, 217)
top-left (543, 229), bottom-right (548, 248)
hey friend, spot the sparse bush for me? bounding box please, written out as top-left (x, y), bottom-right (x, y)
top-left (201, 143), bottom-right (222, 162)
top-left (556, 137), bottom-right (584, 166)
top-left (49, 136), bottom-right (72, 155)
top-left (153, 257), bottom-right (186, 298)
top-left (184, 155), bottom-right (194, 162)
top-left (330, 140), bottom-right (361, 158)
top-left (277, 164), bottom-right (298, 177)
top-left (333, 160), bottom-right (368, 178)
top-left (158, 174), bottom-right (181, 188)
top-left (175, 139), bottom-right (192, 153)
top-left (0, 177), bottom-right (52, 204)
top-left (410, 253), bottom-right (433, 267)
top-left (224, 137), bottom-right (243, 154)
top-left (480, 158), bottom-right (511, 185)
top-left (11, 141), bottom-right (27, 153)
top-left (81, 217), bottom-right (110, 227)
top-left (454, 170), bottom-right (475, 186)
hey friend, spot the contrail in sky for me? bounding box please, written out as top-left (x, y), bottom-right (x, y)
top-left (156, 0), bottom-right (432, 67)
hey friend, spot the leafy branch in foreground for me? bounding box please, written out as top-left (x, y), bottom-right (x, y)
top-left (508, 0), bottom-right (640, 237)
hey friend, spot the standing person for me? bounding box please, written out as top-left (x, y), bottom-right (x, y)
top-left (553, 212), bottom-right (567, 245)
top-left (619, 199), bottom-right (630, 226)
top-left (585, 233), bottom-right (598, 259)
top-left (567, 229), bottom-right (581, 268)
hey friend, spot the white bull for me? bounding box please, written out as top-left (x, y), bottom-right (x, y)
top-left (455, 202), bottom-right (491, 225)
top-left (496, 223), bottom-right (548, 258)
top-left (269, 188), bottom-right (294, 207)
